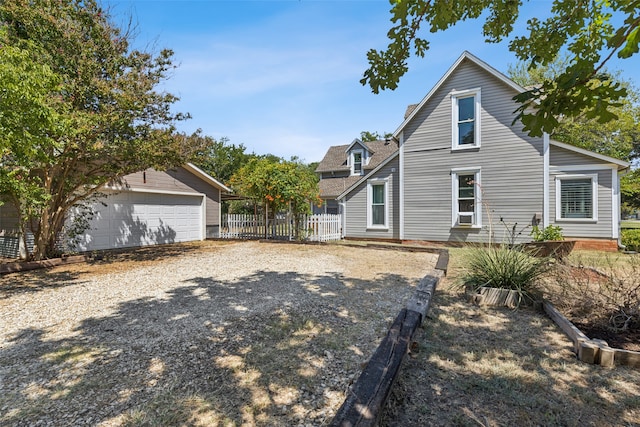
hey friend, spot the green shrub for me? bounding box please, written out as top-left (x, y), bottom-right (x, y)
top-left (463, 245), bottom-right (550, 300)
top-left (530, 225), bottom-right (564, 242)
top-left (622, 228), bottom-right (640, 252)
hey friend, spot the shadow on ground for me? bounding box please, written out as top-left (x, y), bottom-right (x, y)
top-left (1, 266), bottom-right (415, 426)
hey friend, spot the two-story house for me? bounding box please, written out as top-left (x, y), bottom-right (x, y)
top-left (325, 51), bottom-right (629, 249)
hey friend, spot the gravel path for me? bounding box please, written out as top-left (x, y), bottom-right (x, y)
top-left (0, 241), bottom-right (436, 426)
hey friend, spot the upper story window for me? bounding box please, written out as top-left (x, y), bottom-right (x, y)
top-left (351, 150), bottom-right (364, 176)
top-left (451, 88), bottom-right (481, 150)
top-left (556, 174), bottom-right (598, 221)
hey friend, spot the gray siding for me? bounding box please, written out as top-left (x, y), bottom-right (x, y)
top-left (402, 58), bottom-right (544, 243)
top-left (549, 146), bottom-right (618, 238)
top-left (344, 157), bottom-right (399, 239)
top-left (122, 167), bottom-right (221, 228)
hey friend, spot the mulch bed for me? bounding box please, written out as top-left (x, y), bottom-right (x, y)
top-left (571, 321), bottom-right (640, 352)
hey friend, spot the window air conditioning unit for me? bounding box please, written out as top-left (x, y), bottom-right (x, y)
top-left (458, 213), bottom-right (474, 225)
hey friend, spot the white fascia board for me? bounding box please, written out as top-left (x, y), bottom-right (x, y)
top-left (184, 162), bottom-right (233, 192)
top-left (336, 151), bottom-right (399, 200)
top-left (549, 140), bottom-right (630, 170)
top-left (393, 51), bottom-right (526, 139)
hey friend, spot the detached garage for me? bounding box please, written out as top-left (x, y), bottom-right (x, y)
top-left (73, 190), bottom-right (206, 251)
top-left (0, 163), bottom-right (231, 257)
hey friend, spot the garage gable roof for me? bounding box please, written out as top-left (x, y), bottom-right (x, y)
top-left (183, 163), bottom-right (232, 193)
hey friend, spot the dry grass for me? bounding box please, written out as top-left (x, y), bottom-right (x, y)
top-left (382, 271), bottom-right (640, 426)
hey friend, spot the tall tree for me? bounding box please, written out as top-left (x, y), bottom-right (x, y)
top-left (509, 59), bottom-right (640, 161)
top-left (189, 133), bottom-right (252, 185)
top-left (0, 0), bottom-right (197, 260)
top-left (363, 0), bottom-right (640, 137)
top-left (359, 131), bottom-right (392, 142)
top-left (509, 58), bottom-right (640, 212)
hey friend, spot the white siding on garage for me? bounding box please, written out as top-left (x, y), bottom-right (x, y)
top-left (71, 191), bottom-right (203, 251)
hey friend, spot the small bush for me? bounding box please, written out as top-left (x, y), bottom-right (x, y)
top-left (530, 225), bottom-right (564, 242)
top-left (463, 245), bottom-right (550, 301)
top-left (621, 228), bottom-right (640, 252)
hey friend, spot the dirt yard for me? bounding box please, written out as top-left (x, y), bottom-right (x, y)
top-left (0, 240), bottom-right (437, 426)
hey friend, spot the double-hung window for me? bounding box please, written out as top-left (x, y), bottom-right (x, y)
top-left (556, 174), bottom-right (598, 221)
top-left (451, 168), bottom-right (481, 227)
top-left (367, 179), bottom-right (388, 229)
top-left (351, 150), bottom-right (364, 175)
top-left (451, 88), bottom-right (481, 149)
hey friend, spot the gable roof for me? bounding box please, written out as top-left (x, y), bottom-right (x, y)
top-left (183, 162), bottom-right (232, 193)
top-left (345, 138), bottom-right (370, 153)
top-left (393, 51), bottom-right (525, 139)
top-left (315, 139), bottom-right (398, 173)
top-left (550, 140), bottom-right (629, 170)
top-left (336, 151), bottom-right (399, 200)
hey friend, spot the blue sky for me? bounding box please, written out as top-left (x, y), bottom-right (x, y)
top-left (107, 0), bottom-right (640, 163)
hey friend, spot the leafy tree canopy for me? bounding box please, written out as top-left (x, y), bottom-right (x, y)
top-left (360, 130), bottom-right (392, 142)
top-left (363, 0), bottom-right (640, 137)
top-left (509, 56), bottom-right (640, 212)
top-left (508, 57), bottom-right (640, 162)
top-left (0, 0), bottom-right (199, 260)
top-left (229, 157), bottom-right (320, 217)
top-left (189, 133), bottom-right (252, 185)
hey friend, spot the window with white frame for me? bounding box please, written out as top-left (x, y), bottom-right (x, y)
top-left (367, 179), bottom-right (388, 229)
top-left (451, 168), bottom-right (481, 227)
top-left (351, 150), bottom-right (364, 175)
top-left (452, 89), bottom-right (481, 149)
top-left (556, 174), bottom-right (598, 221)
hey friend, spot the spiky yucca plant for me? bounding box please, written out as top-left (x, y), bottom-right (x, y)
top-left (463, 245), bottom-right (550, 299)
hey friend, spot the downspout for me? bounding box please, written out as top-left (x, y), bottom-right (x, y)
top-left (617, 167), bottom-right (628, 250)
top-left (543, 133), bottom-right (550, 228)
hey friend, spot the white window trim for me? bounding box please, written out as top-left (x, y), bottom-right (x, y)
top-left (350, 149), bottom-right (364, 176)
top-left (367, 178), bottom-right (389, 230)
top-left (451, 167), bottom-right (482, 228)
top-left (555, 173), bottom-right (598, 222)
top-left (451, 88), bottom-right (481, 150)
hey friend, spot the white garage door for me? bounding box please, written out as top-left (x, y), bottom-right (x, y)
top-left (73, 191), bottom-right (203, 251)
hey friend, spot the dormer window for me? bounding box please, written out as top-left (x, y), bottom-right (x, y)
top-left (353, 152), bottom-right (362, 174)
top-left (451, 88), bottom-right (481, 150)
top-left (351, 150), bottom-right (364, 176)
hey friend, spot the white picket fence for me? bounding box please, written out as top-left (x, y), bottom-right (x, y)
top-left (220, 213), bottom-right (342, 242)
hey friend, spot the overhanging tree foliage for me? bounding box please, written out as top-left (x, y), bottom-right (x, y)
top-left (0, 0), bottom-right (198, 260)
top-left (364, 0), bottom-right (640, 137)
top-left (509, 58), bottom-right (640, 212)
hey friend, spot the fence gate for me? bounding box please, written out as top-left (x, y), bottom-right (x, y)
top-left (220, 214), bottom-right (342, 242)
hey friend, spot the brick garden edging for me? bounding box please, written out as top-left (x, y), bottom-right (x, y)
top-left (329, 249), bottom-right (448, 427)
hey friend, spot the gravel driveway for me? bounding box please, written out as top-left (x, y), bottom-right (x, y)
top-left (0, 241), bottom-right (436, 426)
